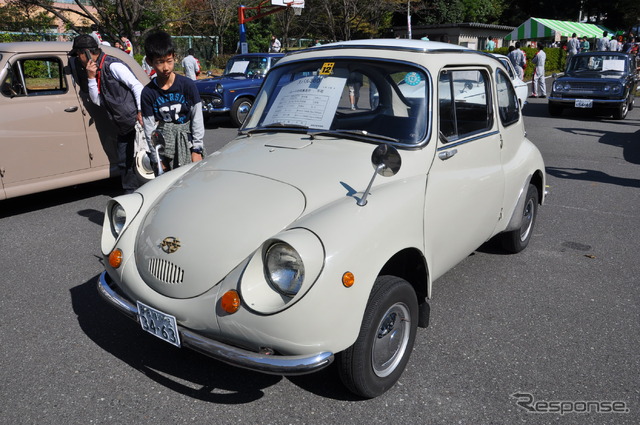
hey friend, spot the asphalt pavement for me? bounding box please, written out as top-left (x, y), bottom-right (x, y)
top-left (1, 102), bottom-right (638, 424)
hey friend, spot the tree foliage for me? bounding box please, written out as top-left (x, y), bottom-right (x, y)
top-left (2, 0), bottom-right (638, 56)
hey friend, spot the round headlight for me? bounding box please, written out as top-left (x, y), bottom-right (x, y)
top-left (264, 242), bottom-right (304, 296)
top-left (611, 84), bottom-right (622, 94)
top-left (110, 203), bottom-right (126, 236)
top-left (215, 83), bottom-right (224, 94)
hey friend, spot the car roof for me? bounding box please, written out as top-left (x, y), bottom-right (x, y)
top-left (573, 51), bottom-right (629, 57)
top-left (0, 41), bottom-right (74, 54)
top-left (232, 53), bottom-right (284, 58)
top-left (300, 38), bottom-right (472, 54)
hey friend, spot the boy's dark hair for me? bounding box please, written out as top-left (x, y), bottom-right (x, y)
top-left (187, 48), bottom-right (195, 56)
top-left (144, 31), bottom-right (175, 61)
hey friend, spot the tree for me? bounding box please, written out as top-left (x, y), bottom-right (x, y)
top-left (10, 0), bottom-right (192, 52)
top-left (1, 1), bottom-right (53, 39)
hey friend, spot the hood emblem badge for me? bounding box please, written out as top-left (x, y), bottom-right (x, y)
top-left (160, 237), bottom-right (181, 254)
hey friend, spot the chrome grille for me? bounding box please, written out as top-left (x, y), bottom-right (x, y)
top-left (148, 258), bottom-right (184, 284)
top-left (570, 82), bottom-right (603, 92)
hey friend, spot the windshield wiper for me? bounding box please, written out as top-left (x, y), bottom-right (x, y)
top-left (311, 129), bottom-right (400, 143)
top-left (243, 123), bottom-right (310, 135)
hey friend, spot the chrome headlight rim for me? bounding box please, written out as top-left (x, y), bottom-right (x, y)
top-left (264, 241), bottom-right (305, 297)
top-left (215, 83), bottom-right (224, 94)
top-left (110, 203), bottom-right (127, 237)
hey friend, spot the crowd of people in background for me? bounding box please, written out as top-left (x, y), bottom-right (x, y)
top-left (552, 31), bottom-right (639, 55)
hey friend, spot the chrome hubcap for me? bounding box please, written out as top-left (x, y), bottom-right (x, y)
top-left (372, 302), bottom-right (410, 377)
top-left (520, 198), bottom-right (535, 242)
top-left (236, 101), bottom-right (252, 124)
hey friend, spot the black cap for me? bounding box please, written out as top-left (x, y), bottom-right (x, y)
top-left (69, 34), bottom-right (99, 56)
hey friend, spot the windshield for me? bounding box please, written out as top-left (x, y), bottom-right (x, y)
top-left (242, 58), bottom-right (430, 145)
top-left (567, 55), bottom-right (628, 73)
top-left (224, 56), bottom-right (271, 77)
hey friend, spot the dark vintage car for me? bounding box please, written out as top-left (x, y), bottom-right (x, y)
top-left (195, 53), bottom-right (284, 126)
top-left (548, 51), bottom-right (638, 119)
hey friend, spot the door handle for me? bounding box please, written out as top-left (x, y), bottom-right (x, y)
top-left (64, 106), bottom-right (78, 112)
top-left (438, 149), bottom-right (457, 160)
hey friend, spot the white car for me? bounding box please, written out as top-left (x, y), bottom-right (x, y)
top-left (494, 53), bottom-right (528, 108)
top-left (98, 39), bottom-right (545, 398)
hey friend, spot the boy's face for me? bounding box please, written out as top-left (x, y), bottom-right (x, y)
top-left (149, 54), bottom-right (175, 80)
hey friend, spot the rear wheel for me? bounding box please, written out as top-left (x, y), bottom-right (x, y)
top-left (230, 97), bottom-right (253, 127)
top-left (338, 276), bottom-right (418, 398)
top-left (501, 184), bottom-right (539, 253)
top-left (548, 103), bottom-right (563, 116)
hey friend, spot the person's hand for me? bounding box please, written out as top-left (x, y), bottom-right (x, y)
top-left (86, 58), bottom-right (97, 79)
top-left (191, 152), bottom-right (203, 162)
top-left (136, 111), bottom-right (143, 125)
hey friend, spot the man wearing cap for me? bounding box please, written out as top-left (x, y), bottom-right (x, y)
top-left (69, 34), bottom-right (145, 193)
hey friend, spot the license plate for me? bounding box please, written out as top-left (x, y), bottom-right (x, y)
top-left (137, 301), bottom-right (181, 347)
top-left (575, 99), bottom-right (593, 108)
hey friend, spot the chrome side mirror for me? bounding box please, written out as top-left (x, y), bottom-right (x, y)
top-left (358, 144), bottom-right (401, 206)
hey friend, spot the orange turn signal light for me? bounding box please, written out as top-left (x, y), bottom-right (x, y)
top-left (109, 249), bottom-right (123, 268)
top-left (342, 272), bottom-right (355, 288)
top-left (221, 290), bottom-right (241, 314)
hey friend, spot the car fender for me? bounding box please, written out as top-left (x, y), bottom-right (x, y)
top-left (216, 174), bottom-right (428, 355)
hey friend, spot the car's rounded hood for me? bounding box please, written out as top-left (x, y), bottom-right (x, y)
top-left (134, 134), bottom-right (381, 299)
top-left (135, 167), bottom-right (306, 298)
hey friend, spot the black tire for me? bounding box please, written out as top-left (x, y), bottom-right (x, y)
top-left (612, 96), bottom-right (629, 120)
top-left (501, 184), bottom-right (539, 253)
top-left (338, 276), bottom-right (418, 398)
top-left (230, 97), bottom-right (252, 127)
top-left (548, 103), bottom-right (563, 116)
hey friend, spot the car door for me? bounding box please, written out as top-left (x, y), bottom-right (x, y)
top-left (0, 53), bottom-right (90, 191)
top-left (424, 67), bottom-right (505, 278)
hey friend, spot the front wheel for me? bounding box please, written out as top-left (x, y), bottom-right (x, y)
top-left (612, 96), bottom-right (629, 120)
top-left (230, 97), bottom-right (253, 127)
top-left (501, 184), bottom-right (539, 253)
top-left (337, 276), bottom-right (418, 398)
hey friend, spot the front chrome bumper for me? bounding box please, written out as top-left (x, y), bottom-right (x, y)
top-left (97, 271), bottom-right (334, 376)
top-left (548, 96), bottom-right (626, 106)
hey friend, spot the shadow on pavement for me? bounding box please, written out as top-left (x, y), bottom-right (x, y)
top-left (0, 178), bottom-right (122, 219)
top-left (71, 275), bottom-right (362, 402)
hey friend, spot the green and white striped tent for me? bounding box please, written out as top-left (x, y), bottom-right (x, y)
top-left (504, 17), bottom-right (613, 41)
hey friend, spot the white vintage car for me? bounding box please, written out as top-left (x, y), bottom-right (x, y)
top-left (98, 39), bottom-right (545, 398)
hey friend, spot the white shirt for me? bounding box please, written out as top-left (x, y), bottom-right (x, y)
top-left (87, 61), bottom-right (143, 110)
top-left (182, 55), bottom-right (200, 81)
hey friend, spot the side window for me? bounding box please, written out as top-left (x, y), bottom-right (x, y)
top-left (496, 69), bottom-right (520, 126)
top-left (2, 57), bottom-right (67, 97)
top-left (22, 58), bottom-right (67, 95)
top-left (438, 69), bottom-right (492, 142)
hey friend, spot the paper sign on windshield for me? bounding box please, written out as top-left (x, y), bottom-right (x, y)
top-left (263, 76), bottom-right (346, 129)
top-left (602, 60), bottom-right (625, 72)
top-left (229, 60), bottom-right (250, 74)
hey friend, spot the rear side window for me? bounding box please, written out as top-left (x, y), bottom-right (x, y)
top-left (496, 69), bottom-right (520, 126)
top-left (438, 69), bottom-right (492, 142)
